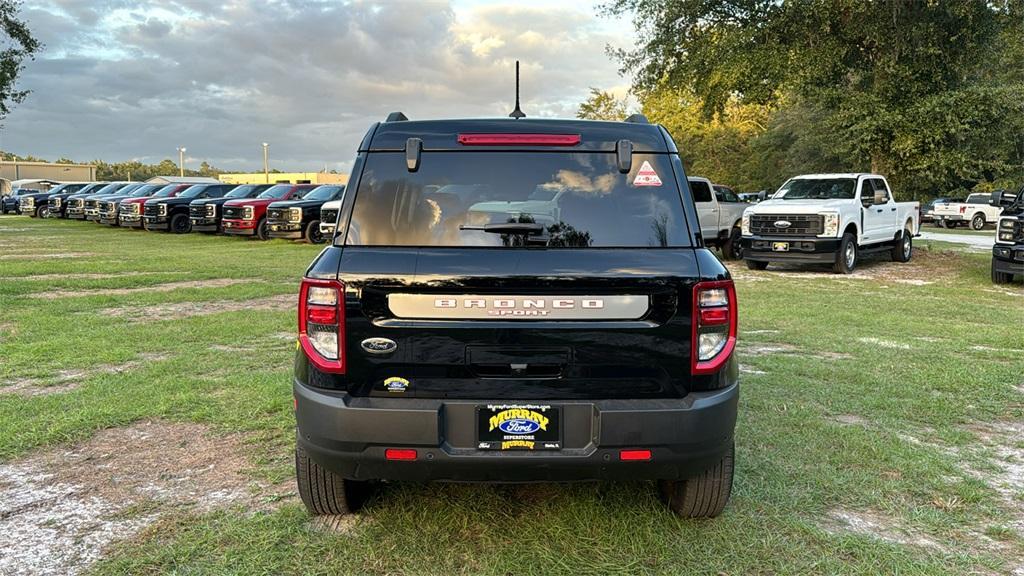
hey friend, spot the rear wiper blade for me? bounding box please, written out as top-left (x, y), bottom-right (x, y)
top-left (459, 223), bottom-right (546, 235)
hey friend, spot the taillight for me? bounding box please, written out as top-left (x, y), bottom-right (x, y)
top-left (298, 278), bottom-right (345, 373)
top-left (457, 133), bottom-right (581, 146)
top-left (691, 280), bottom-right (738, 375)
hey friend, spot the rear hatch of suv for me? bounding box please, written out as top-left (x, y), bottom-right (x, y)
top-left (331, 121), bottom-right (709, 401)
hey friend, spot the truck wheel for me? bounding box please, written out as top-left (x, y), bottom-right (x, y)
top-left (891, 228), bottom-right (912, 263)
top-left (745, 259), bottom-right (768, 270)
top-left (34, 206), bottom-right (46, 218)
top-left (722, 227), bottom-right (743, 260)
top-left (992, 260), bottom-right (1014, 284)
top-left (255, 217), bottom-right (269, 240)
top-left (295, 445), bottom-right (371, 516)
top-left (970, 213), bottom-right (986, 230)
top-left (305, 220), bottom-right (325, 244)
top-left (659, 443), bottom-right (734, 518)
top-left (170, 213), bottom-right (191, 234)
top-left (833, 233), bottom-right (858, 274)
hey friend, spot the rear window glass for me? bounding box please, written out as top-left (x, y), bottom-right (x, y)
top-left (690, 180), bottom-right (712, 203)
top-left (346, 152), bottom-right (689, 248)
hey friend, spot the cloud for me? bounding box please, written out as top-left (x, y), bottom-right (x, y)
top-left (1, 0), bottom-right (635, 174)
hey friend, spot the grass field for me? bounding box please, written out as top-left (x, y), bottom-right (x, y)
top-left (1, 215), bottom-right (1022, 576)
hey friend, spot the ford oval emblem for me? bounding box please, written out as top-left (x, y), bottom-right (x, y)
top-left (774, 220), bottom-right (792, 228)
top-left (360, 337), bottom-right (397, 355)
top-left (498, 419), bottom-right (542, 435)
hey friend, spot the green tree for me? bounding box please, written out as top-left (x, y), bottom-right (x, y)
top-left (576, 87), bottom-right (628, 121)
top-left (0, 0), bottom-right (41, 119)
top-left (603, 0), bottom-right (1024, 198)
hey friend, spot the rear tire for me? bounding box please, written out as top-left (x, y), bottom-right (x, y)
top-left (659, 443), bottom-right (734, 518)
top-left (992, 259), bottom-right (1014, 284)
top-left (971, 213), bottom-right (986, 230)
top-left (255, 217), bottom-right (269, 240)
top-left (891, 228), bottom-right (912, 262)
top-left (295, 445), bottom-right (371, 516)
top-left (170, 213), bottom-right (191, 234)
top-left (745, 259), bottom-right (768, 270)
top-left (722, 227), bottom-right (743, 261)
top-left (833, 232), bottom-right (858, 274)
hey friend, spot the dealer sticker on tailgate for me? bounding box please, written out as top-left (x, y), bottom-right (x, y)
top-left (477, 404), bottom-right (560, 450)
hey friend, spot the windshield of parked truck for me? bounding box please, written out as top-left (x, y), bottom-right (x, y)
top-left (346, 152), bottom-right (690, 248)
top-left (151, 185), bottom-right (180, 198)
top-left (178, 185), bottom-right (210, 199)
top-left (774, 178), bottom-right (856, 200)
top-left (258, 185), bottom-right (293, 199)
top-left (129, 185), bottom-right (161, 197)
top-left (226, 185), bottom-right (262, 198)
top-left (304, 185), bottom-right (343, 201)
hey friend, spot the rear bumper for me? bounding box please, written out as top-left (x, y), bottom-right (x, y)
top-left (741, 235), bottom-right (840, 263)
top-left (295, 381), bottom-right (738, 482)
top-left (993, 245), bottom-right (1024, 274)
top-left (222, 219), bottom-right (256, 235)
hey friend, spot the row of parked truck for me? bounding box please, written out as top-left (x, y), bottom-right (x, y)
top-left (5, 180), bottom-right (346, 243)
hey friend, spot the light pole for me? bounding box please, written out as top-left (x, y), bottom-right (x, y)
top-left (262, 142), bottom-right (269, 184)
top-left (177, 147), bottom-right (187, 177)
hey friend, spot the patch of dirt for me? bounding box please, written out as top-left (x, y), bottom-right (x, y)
top-left (0, 420), bottom-right (293, 576)
top-left (739, 364), bottom-right (767, 375)
top-left (744, 329), bottom-right (780, 335)
top-left (983, 288), bottom-right (1024, 298)
top-left (30, 279), bottom-right (251, 299)
top-left (100, 293), bottom-right (295, 321)
top-left (0, 252), bottom-right (95, 260)
top-left (0, 353), bottom-right (169, 397)
top-left (16, 272), bottom-right (167, 281)
top-left (822, 509), bottom-right (945, 551)
top-left (914, 336), bottom-right (945, 343)
top-left (269, 332), bottom-right (296, 341)
top-left (857, 337), bottom-right (911, 350)
top-left (831, 414), bottom-right (870, 427)
top-left (738, 342), bottom-right (852, 361)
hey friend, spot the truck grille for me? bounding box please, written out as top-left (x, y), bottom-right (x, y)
top-left (85, 199), bottom-right (98, 209)
top-left (750, 214), bottom-right (824, 236)
top-left (190, 204), bottom-right (214, 218)
top-left (320, 208), bottom-right (338, 224)
top-left (69, 199), bottom-right (84, 209)
top-left (223, 206), bottom-right (244, 219)
top-left (144, 204), bottom-right (160, 217)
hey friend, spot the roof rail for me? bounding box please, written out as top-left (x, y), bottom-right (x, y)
top-left (624, 114), bottom-right (649, 124)
top-left (385, 112), bottom-right (408, 122)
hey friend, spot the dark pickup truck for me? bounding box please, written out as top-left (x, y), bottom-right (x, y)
top-left (46, 183), bottom-right (98, 218)
top-left (991, 186), bottom-right (1024, 284)
top-left (189, 184), bottom-right (272, 233)
top-left (18, 183), bottom-right (90, 217)
top-left (143, 183), bottom-right (237, 233)
top-left (97, 184), bottom-right (165, 225)
top-left (266, 184), bottom-right (345, 243)
top-left (293, 114), bottom-right (739, 518)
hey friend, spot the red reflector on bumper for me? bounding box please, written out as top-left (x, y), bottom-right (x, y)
top-left (385, 449), bottom-right (417, 461)
top-left (619, 449), bottom-right (652, 461)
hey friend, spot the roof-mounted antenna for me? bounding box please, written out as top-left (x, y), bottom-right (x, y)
top-left (509, 61), bottom-right (526, 119)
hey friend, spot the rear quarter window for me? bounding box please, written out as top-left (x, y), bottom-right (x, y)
top-left (345, 152), bottom-right (689, 248)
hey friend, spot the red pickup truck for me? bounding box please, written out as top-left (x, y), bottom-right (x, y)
top-left (221, 184), bottom-right (318, 239)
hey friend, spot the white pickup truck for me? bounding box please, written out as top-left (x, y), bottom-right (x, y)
top-left (932, 192), bottom-right (1004, 230)
top-left (689, 177), bottom-right (748, 260)
top-left (740, 173), bottom-right (920, 274)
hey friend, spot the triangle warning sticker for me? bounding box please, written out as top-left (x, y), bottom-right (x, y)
top-left (632, 160), bottom-right (662, 187)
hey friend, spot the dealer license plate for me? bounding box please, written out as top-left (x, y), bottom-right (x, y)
top-left (477, 404), bottom-right (561, 450)
top-left (772, 241), bottom-right (790, 252)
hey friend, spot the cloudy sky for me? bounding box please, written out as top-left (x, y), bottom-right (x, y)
top-left (1, 0), bottom-right (636, 173)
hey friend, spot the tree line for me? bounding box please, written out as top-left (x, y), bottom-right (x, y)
top-left (581, 1), bottom-right (1024, 199)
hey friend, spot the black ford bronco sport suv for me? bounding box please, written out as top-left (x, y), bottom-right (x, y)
top-left (293, 114), bottom-right (739, 518)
